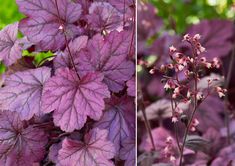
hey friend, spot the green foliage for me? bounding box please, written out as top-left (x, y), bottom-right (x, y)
top-left (150, 0), bottom-right (235, 34)
top-left (23, 50), bottom-right (55, 67)
top-left (0, 0), bottom-right (23, 29)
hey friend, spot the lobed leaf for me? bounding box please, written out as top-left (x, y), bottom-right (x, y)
top-left (42, 68), bottom-right (110, 132)
top-left (58, 128), bottom-right (115, 166)
top-left (0, 67), bottom-right (51, 120)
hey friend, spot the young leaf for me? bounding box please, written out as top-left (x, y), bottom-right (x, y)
top-left (0, 67), bottom-right (51, 120)
top-left (42, 68), bottom-right (110, 132)
top-left (87, 2), bottom-right (122, 32)
top-left (75, 30), bottom-right (135, 92)
top-left (0, 110), bottom-right (48, 166)
top-left (16, 0), bottom-right (82, 51)
top-left (0, 22), bottom-right (22, 66)
top-left (95, 96), bottom-right (135, 155)
top-left (120, 139), bottom-right (135, 166)
top-left (58, 128), bottom-right (115, 166)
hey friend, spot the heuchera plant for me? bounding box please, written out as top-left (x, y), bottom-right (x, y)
top-left (0, 0), bottom-right (136, 165)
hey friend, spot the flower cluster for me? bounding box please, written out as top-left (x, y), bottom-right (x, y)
top-left (153, 34), bottom-right (227, 124)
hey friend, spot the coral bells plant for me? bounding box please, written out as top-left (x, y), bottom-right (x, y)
top-left (157, 34), bottom-right (227, 165)
top-left (0, 0), bottom-right (136, 165)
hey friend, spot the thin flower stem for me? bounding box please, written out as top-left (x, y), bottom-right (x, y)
top-left (170, 97), bottom-right (181, 153)
top-left (224, 43), bottom-right (235, 145)
top-left (54, 0), bottom-right (81, 80)
top-left (179, 43), bottom-right (198, 166)
top-left (138, 83), bottom-right (156, 151)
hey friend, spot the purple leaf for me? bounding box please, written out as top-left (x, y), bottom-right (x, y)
top-left (127, 77), bottom-right (135, 97)
top-left (120, 139), bottom-right (135, 166)
top-left (49, 143), bottom-right (62, 164)
top-left (0, 23), bottom-right (22, 66)
top-left (87, 2), bottom-right (122, 32)
top-left (139, 127), bottom-right (172, 152)
top-left (186, 20), bottom-right (234, 59)
top-left (109, 0), bottom-right (134, 13)
top-left (75, 30), bottom-right (135, 92)
top-left (0, 110), bottom-right (47, 166)
top-left (16, 0), bottom-right (82, 51)
top-left (0, 67), bottom-right (51, 120)
top-left (42, 68), bottom-right (110, 132)
top-left (211, 144), bottom-right (235, 166)
top-left (196, 96), bottom-right (224, 132)
top-left (137, 2), bottom-right (163, 44)
top-left (58, 128), bottom-right (116, 166)
top-left (53, 35), bottom-right (88, 70)
top-left (95, 96), bottom-right (135, 155)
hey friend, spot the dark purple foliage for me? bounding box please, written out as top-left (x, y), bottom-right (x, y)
top-left (0, 0), bottom-right (135, 165)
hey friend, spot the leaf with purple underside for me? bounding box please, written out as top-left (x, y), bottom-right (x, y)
top-left (42, 68), bottom-right (110, 132)
top-left (0, 110), bottom-right (48, 166)
top-left (0, 67), bottom-right (51, 120)
top-left (16, 0), bottom-right (82, 51)
top-left (87, 2), bottom-right (122, 32)
top-left (0, 23), bottom-right (22, 66)
top-left (95, 96), bottom-right (135, 155)
top-left (120, 138), bottom-right (135, 166)
top-left (58, 128), bottom-right (115, 166)
top-left (75, 30), bottom-right (135, 92)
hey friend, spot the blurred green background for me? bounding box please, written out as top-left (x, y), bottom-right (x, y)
top-left (0, 1), bottom-right (23, 73)
top-left (150, 0), bottom-right (235, 34)
top-left (0, 1), bottom-right (23, 30)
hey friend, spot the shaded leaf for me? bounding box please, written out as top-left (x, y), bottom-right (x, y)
top-left (42, 68), bottom-right (110, 132)
top-left (120, 138), bottom-right (135, 166)
top-left (0, 67), bottom-right (51, 120)
top-left (58, 128), bottom-right (115, 166)
top-left (0, 110), bottom-right (47, 166)
top-left (185, 135), bottom-right (210, 153)
top-left (95, 96), bottom-right (135, 155)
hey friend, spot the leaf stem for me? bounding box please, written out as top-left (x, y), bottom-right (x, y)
top-left (54, 0), bottom-right (81, 80)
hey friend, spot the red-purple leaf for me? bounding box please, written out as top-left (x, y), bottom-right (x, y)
top-left (16, 0), bottom-right (82, 51)
top-left (75, 31), bottom-right (135, 92)
top-left (49, 143), bottom-right (62, 164)
top-left (0, 110), bottom-right (47, 166)
top-left (58, 128), bottom-right (115, 166)
top-left (87, 2), bottom-right (122, 32)
top-left (95, 96), bottom-right (135, 155)
top-left (42, 68), bottom-right (110, 132)
top-left (120, 139), bottom-right (135, 166)
top-left (0, 67), bottom-right (51, 120)
top-left (0, 23), bottom-right (22, 66)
